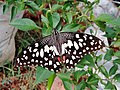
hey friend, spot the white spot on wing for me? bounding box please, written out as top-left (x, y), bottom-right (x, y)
top-left (54, 64), bottom-right (57, 68)
top-left (70, 60), bottom-right (73, 64)
top-left (35, 43), bottom-right (39, 47)
top-left (44, 45), bottom-right (49, 53)
top-left (49, 60), bottom-right (52, 65)
top-left (25, 56), bottom-right (28, 60)
top-left (62, 43), bottom-right (67, 54)
top-left (78, 39), bottom-right (83, 42)
top-left (17, 58), bottom-right (20, 63)
top-left (36, 51), bottom-right (39, 57)
top-left (67, 40), bottom-right (73, 48)
top-left (79, 42), bottom-right (83, 47)
top-left (75, 34), bottom-right (80, 38)
top-left (90, 42), bottom-right (94, 45)
top-left (33, 48), bottom-right (38, 52)
top-left (23, 51), bottom-right (27, 54)
top-left (72, 55), bottom-right (75, 60)
top-left (40, 49), bottom-right (44, 58)
top-left (31, 59), bottom-right (34, 62)
top-left (66, 59), bottom-right (69, 63)
top-left (74, 41), bottom-right (79, 50)
top-left (53, 46), bottom-right (59, 55)
top-left (89, 36), bottom-right (93, 40)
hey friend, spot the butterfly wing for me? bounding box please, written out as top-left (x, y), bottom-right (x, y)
top-left (60, 32), bottom-right (105, 69)
top-left (15, 36), bottom-right (63, 72)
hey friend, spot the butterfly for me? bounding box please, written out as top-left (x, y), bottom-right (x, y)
top-left (15, 29), bottom-right (105, 72)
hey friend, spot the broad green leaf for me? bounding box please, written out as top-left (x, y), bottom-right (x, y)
top-left (109, 64), bottom-right (118, 76)
top-left (84, 54), bottom-right (95, 67)
top-left (25, 1), bottom-right (39, 11)
top-left (107, 18), bottom-right (120, 26)
top-left (62, 23), bottom-right (81, 32)
top-left (66, 12), bottom-right (73, 23)
top-left (113, 59), bottom-right (120, 64)
top-left (42, 26), bottom-right (52, 36)
top-left (47, 73), bottom-right (56, 90)
top-left (99, 66), bottom-right (109, 78)
top-left (10, 6), bottom-right (17, 21)
top-left (114, 51), bottom-right (120, 58)
top-left (113, 39), bottom-right (120, 47)
top-left (96, 54), bottom-right (103, 62)
top-left (74, 80), bottom-right (86, 90)
top-left (35, 66), bottom-right (54, 85)
top-left (104, 27), bottom-right (116, 38)
top-left (52, 4), bottom-right (62, 11)
top-left (52, 12), bottom-right (60, 28)
top-left (41, 15), bottom-right (49, 27)
top-left (57, 72), bottom-right (71, 82)
top-left (95, 14), bottom-right (113, 22)
top-left (73, 70), bottom-right (87, 82)
top-left (3, 4), bottom-right (8, 14)
top-left (105, 81), bottom-right (115, 89)
top-left (87, 75), bottom-right (99, 85)
top-left (95, 21), bottom-right (106, 31)
top-left (104, 49), bottom-right (114, 61)
top-left (114, 74), bottom-right (120, 83)
top-left (89, 85), bottom-right (97, 90)
top-left (10, 18), bottom-right (40, 31)
top-left (63, 81), bottom-right (72, 90)
top-left (47, 12), bottom-right (53, 28)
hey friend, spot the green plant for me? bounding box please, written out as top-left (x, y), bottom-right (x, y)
top-left (1, 0), bottom-right (120, 90)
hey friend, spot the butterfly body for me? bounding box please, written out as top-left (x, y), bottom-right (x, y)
top-left (15, 30), bottom-right (105, 72)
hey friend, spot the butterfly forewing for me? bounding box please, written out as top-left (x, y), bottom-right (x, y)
top-left (15, 36), bottom-right (63, 73)
top-left (60, 32), bottom-right (105, 69)
top-left (15, 31), bottom-right (105, 73)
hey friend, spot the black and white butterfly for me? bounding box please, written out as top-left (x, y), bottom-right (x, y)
top-left (15, 30), bottom-right (105, 72)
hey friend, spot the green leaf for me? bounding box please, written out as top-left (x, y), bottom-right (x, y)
top-left (2, 4), bottom-right (8, 14)
top-left (113, 40), bottom-right (120, 48)
top-left (10, 6), bottom-right (17, 21)
top-left (73, 70), bottom-right (87, 82)
top-left (66, 12), bottom-right (73, 23)
top-left (10, 18), bottom-right (40, 31)
top-left (99, 66), bottom-right (109, 78)
top-left (42, 26), bottom-right (52, 36)
top-left (63, 81), bottom-right (72, 90)
top-left (47, 12), bottom-right (53, 28)
top-left (87, 75), bottom-right (99, 85)
top-left (74, 80), bottom-right (86, 90)
top-left (47, 73), bottom-right (56, 90)
top-left (105, 81), bottom-right (115, 89)
top-left (35, 66), bottom-right (54, 85)
top-left (84, 54), bottom-right (95, 67)
top-left (57, 72), bottom-right (71, 82)
top-left (25, 1), bottom-right (39, 11)
top-left (95, 21), bottom-right (106, 31)
top-left (52, 4), bottom-right (62, 11)
top-left (107, 18), bottom-right (120, 26)
top-left (96, 54), bottom-right (103, 62)
top-left (104, 49), bottom-right (114, 61)
top-left (109, 64), bottom-right (118, 76)
top-left (89, 85), bottom-right (97, 90)
top-left (62, 23), bottom-right (81, 32)
top-left (52, 12), bottom-right (60, 28)
top-left (95, 14), bottom-right (113, 22)
top-left (114, 74), bottom-right (120, 83)
top-left (114, 51), bottom-right (120, 58)
top-left (41, 15), bottom-right (49, 27)
top-left (104, 27), bottom-right (116, 38)
top-left (113, 59), bottom-right (120, 64)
